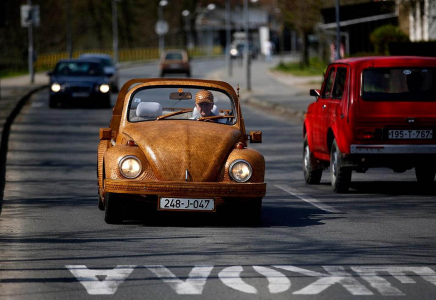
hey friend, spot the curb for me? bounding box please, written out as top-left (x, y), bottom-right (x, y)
top-left (0, 85), bottom-right (47, 215)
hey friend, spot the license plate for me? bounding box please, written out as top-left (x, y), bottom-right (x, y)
top-left (72, 92), bottom-right (90, 98)
top-left (388, 130), bottom-right (433, 139)
top-left (159, 197), bottom-right (215, 211)
top-left (169, 64), bottom-right (180, 69)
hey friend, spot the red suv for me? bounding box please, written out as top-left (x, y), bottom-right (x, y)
top-left (304, 56), bottom-right (436, 192)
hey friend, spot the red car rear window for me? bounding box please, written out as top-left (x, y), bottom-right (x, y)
top-left (362, 68), bottom-right (436, 101)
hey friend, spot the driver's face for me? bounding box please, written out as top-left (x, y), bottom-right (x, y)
top-left (196, 102), bottom-right (213, 117)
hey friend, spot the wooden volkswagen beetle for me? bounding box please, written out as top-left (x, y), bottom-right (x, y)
top-left (97, 78), bottom-right (266, 224)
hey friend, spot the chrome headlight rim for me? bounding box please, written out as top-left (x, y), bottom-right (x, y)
top-left (229, 159), bottom-right (253, 183)
top-left (99, 84), bottom-right (110, 93)
top-left (51, 83), bottom-right (61, 92)
top-left (118, 155), bottom-right (142, 179)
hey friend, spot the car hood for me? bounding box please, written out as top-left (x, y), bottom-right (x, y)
top-left (125, 121), bottom-right (243, 182)
top-left (51, 75), bottom-right (106, 84)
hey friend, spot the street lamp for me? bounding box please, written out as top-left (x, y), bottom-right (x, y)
top-left (225, 0), bottom-right (232, 77)
top-left (243, 0), bottom-right (259, 91)
top-left (207, 3), bottom-right (216, 56)
top-left (158, 0), bottom-right (169, 56)
top-left (112, 0), bottom-right (121, 64)
top-left (182, 10), bottom-right (193, 50)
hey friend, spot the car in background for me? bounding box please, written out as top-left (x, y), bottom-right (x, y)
top-left (159, 50), bottom-right (191, 77)
top-left (303, 56), bottom-right (436, 193)
top-left (229, 42), bottom-right (258, 60)
top-left (97, 78), bottom-right (266, 224)
top-left (79, 53), bottom-right (119, 92)
top-left (48, 59), bottom-right (112, 108)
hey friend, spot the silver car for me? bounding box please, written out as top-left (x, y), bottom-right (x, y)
top-left (79, 54), bottom-right (119, 92)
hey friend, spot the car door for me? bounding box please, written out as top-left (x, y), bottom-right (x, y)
top-left (322, 67), bottom-right (348, 153)
top-left (312, 66), bottom-right (336, 154)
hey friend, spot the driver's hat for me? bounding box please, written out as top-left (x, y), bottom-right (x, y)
top-left (195, 90), bottom-right (214, 104)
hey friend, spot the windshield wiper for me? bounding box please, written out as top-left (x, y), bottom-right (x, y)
top-left (157, 109), bottom-right (191, 120)
top-left (197, 115), bottom-right (236, 122)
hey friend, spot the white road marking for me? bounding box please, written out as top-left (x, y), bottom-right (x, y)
top-left (218, 266), bottom-right (257, 294)
top-left (145, 265), bottom-right (213, 295)
top-left (253, 266), bottom-right (291, 293)
top-left (66, 265), bottom-right (135, 295)
top-left (352, 266), bottom-right (436, 295)
top-left (275, 265), bottom-right (373, 295)
top-left (275, 184), bottom-right (341, 213)
top-left (66, 264), bottom-right (436, 296)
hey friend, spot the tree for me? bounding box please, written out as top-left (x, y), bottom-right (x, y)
top-left (278, 0), bottom-right (323, 67)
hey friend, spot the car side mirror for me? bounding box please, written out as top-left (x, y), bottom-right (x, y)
top-left (100, 128), bottom-right (112, 140)
top-left (249, 131), bottom-right (262, 143)
top-left (310, 89), bottom-right (321, 97)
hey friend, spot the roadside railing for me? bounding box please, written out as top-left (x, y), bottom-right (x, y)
top-left (35, 46), bottom-right (223, 70)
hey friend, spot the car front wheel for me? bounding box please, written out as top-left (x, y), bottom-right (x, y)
top-left (330, 139), bottom-right (351, 193)
top-left (104, 192), bottom-right (123, 224)
top-left (303, 135), bottom-right (322, 184)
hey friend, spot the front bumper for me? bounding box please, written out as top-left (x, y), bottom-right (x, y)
top-left (104, 179), bottom-right (266, 198)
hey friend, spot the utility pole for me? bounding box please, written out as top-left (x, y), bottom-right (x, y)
top-left (112, 0), bottom-right (119, 64)
top-left (243, 0), bottom-right (251, 91)
top-left (335, 0), bottom-right (341, 60)
top-left (27, 0), bottom-right (34, 83)
top-left (226, 0), bottom-right (232, 77)
top-left (65, 0), bottom-right (73, 58)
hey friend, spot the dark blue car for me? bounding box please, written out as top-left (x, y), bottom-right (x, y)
top-left (48, 59), bottom-right (112, 108)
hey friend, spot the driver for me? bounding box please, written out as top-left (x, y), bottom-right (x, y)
top-left (193, 90), bottom-right (216, 119)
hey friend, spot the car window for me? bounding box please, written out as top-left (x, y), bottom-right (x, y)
top-left (362, 68), bottom-right (436, 101)
top-left (165, 53), bottom-right (183, 60)
top-left (54, 62), bottom-right (104, 76)
top-left (322, 68), bottom-right (336, 98)
top-left (128, 86), bottom-right (236, 125)
top-left (332, 67), bottom-right (347, 99)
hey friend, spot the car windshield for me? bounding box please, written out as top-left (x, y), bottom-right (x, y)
top-left (128, 86), bottom-right (236, 125)
top-left (165, 53), bottom-right (183, 60)
top-left (362, 68), bottom-right (436, 101)
top-left (54, 62), bottom-right (104, 76)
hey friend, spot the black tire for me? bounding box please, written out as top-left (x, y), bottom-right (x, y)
top-left (104, 192), bottom-right (123, 224)
top-left (243, 198), bottom-right (262, 226)
top-left (303, 135), bottom-right (322, 184)
top-left (160, 71), bottom-right (165, 77)
top-left (98, 192), bottom-right (105, 211)
top-left (330, 139), bottom-right (352, 193)
top-left (186, 71), bottom-right (191, 77)
top-left (415, 166), bottom-right (436, 184)
top-left (49, 98), bottom-right (57, 108)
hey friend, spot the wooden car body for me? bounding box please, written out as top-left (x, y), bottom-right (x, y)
top-left (98, 78), bottom-right (266, 223)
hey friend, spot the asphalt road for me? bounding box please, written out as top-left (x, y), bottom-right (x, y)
top-left (1, 59), bottom-right (436, 300)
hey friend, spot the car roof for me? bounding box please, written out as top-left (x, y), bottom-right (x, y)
top-left (79, 53), bottom-right (113, 59)
top-left (56, 59), bottom-right (103, 64)
top-left (333, 56), bottom-right (436, 68)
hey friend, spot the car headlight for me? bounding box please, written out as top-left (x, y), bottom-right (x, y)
top-left (230, 49), bottom-right (238, 56)
top-left (51, 83), bottom-right (61, 92)
top-left (229, 159), bottom-right (252, 182)
top-left (119, 156), bottom-right (142, 179)
top-left (99, 84), bottom-right (110, 93)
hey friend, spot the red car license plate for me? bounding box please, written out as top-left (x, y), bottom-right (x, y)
top-left (388, 130), bottom-right (433, 139)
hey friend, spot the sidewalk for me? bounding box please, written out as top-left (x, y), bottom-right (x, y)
top-left (207, 55), bottom-right (322, 122)
top-left (0, 73), bottom-right (48, 146)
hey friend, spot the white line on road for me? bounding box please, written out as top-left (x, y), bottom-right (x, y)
top-left (275, 184), bottom-right (341, 213)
